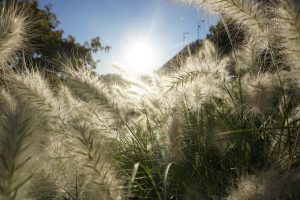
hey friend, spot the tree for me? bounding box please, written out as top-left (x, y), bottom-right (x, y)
top-left (206, 17), bottom-right (246, 55)
top-left (1, 0), bottom-right (110, 71)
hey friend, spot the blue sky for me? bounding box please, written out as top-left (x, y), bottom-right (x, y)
top-left (39, 0), bottom-right (218, 74)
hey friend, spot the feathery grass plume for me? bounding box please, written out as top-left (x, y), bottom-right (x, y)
top-left (0, 88), bottom-right (15, 113)
top-left (197, 39), bottom-right (220, 61)
top-left (109, 84), bottom-right (141, 119)
top-left (4, 70), bottom-right (60, 155)
top-left (162, 115), bottom-right (185, 163)
top-left (166, 39), bottom-right (228, 94)
top-left (61, 120), bottom-right (124, 200)
top-left (47, 85), bottom-right (120, 191)
top-left (138, 89), bottom-right (176, 131)
top-left (165, 53), bottom-right (237, 111)
top-left (233, 39), bottom-right (257, 73)
top-left (234, 41), bottom-right (274, 76)
top-left (46, 166), bottom-right (123, 200)
top-left (57, 85), bottom-right (84, 122)
top-left (243, 73), bottom-right (280, 114)
top-left (58, 84), bottom-right (96, 123)
top-left (62, 60), bottom-right (124, 117)
top-left (27, 173), bottom-right (60, 200)
top-left (0, 103), bottom-right (39, 200)
top-left (0, 1), bottom-right (33, 67)
top-left (0, 90), bottom-right (16, 155)
top-left (2, 70), bottom-right (77, 184)
top-left (227, 174), bottom-right (267, 200)
top-left (5, 70), bottom-right (57, 117)
top-left (234, 42), bottom-right (288, 76)
top-left (227, 169), bottom-right (300, 199)
top-left (100, 73), bottom-right (131, 88)
top-left (278, 72), bottom-right (300, 114)
top-left (60, 60), bottom-right (149, 143)
top-left (276, 0), bottom-right (300, 73)
top-left (58, 85), bottom-right (123, 139)
top-left (56, 83), bottom-right (124, 194)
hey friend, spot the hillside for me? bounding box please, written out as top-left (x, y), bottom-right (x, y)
top-left (157, 39), bottom-right (203, 75)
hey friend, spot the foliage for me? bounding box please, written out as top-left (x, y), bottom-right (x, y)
top-left (207, 17), bottom-right (246, 55)
top-left (0, 0), bottom-right (111, 71)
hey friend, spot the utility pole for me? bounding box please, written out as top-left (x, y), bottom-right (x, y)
top-left (198, 20), bottom-right (200, 40)
top-left (183, 32), bottom-right (189, 48)
top-left (197, 19), bottom-right (205, 40)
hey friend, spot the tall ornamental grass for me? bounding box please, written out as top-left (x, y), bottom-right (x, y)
top-left (0, 0), bottom-right (299, 199)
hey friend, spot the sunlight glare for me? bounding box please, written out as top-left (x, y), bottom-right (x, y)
top-left (125, 41), bottom-right (156, 76)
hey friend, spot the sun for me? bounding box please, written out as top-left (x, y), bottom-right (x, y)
top-left (125, 41), bottom-right (156, 76)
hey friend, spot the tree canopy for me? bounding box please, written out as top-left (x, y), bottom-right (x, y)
top-left (206, 17), bottom-right (246, 55)
top-left (1, 0), bottom-right (110, 71)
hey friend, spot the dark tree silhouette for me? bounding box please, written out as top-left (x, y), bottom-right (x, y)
top-left (207, 17), bottom-right (246, 55)
top-left (0, 0), bottom-right (110, 71)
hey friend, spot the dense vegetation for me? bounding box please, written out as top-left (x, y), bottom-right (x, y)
top-left (0, 0), bottom-right (300, 199)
